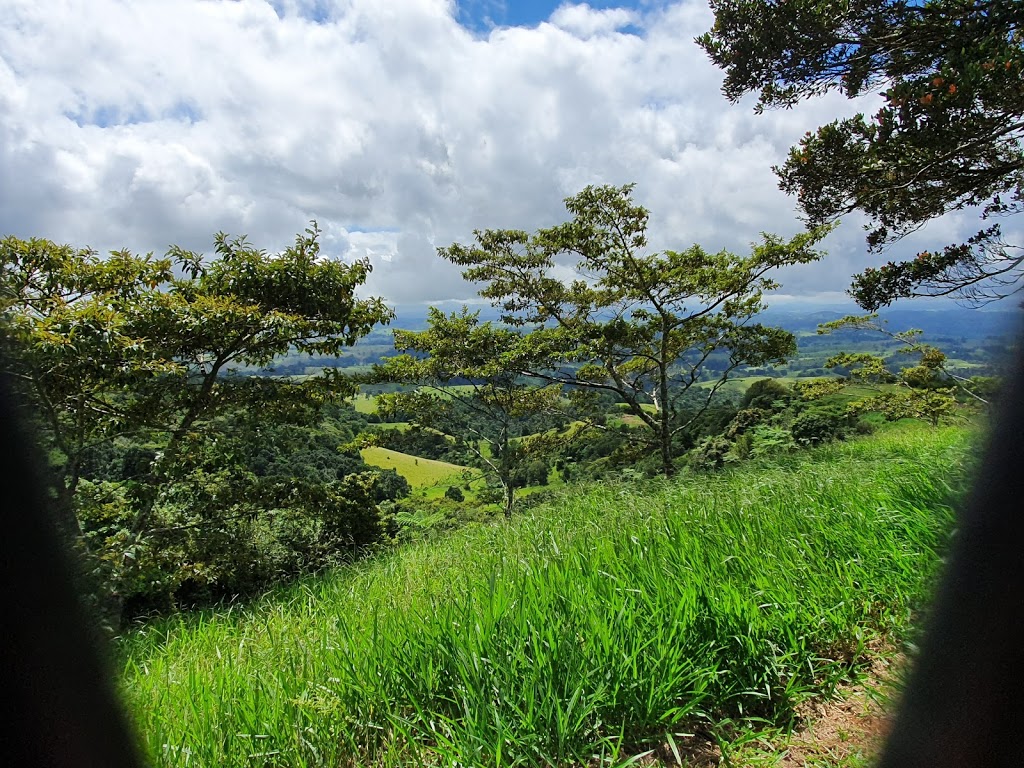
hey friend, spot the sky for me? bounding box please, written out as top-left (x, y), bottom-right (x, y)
top-left (0, 0), bottom-right (996, 308)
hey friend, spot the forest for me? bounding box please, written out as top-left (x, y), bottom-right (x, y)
top-left (2, 0), bottom-right (1022, 765)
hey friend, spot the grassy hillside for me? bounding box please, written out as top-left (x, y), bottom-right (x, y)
top-left (360, 446), bottom-right (472, 488)
top-left (351, 392), bottom-right (378, 414)
top-left (121, 423), bottom-right (973, 767)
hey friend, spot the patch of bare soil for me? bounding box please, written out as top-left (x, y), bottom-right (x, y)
top-left (775, 652), bottom-right (898, 767)
top-left (619, 650), bottom-right (902, 767)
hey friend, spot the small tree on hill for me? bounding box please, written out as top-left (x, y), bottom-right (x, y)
top-left (796, 314), bottom-right (985, 426)
top-left (1, 226), bottom-right (392, 623)
top-left (371, 307), bottom-right (564, 518)
top-left (439, 184), bottom-right (832, 476)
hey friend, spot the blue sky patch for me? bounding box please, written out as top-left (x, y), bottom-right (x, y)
top-left (65, 101), bottom-right (203, 128)
top-left (66, 104), bottom-right (149, 129)
top-left (455, 0), bottom-right (653, 32)
top-left (167, 102), bottom-right (203, 125)
top-left (268, 1), bottom-right (332, 24)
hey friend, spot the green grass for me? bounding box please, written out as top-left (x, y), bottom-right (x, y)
top-left (372, 421), bottom-right (410, 432)
top-left (120, 423), bottom-right (972, 767)
top-left (695, 373), bottom-right (813, 394)
top-left (360, 446), bottom-right (473, 489)
top-left (351, 393), bottom-right (378, 414)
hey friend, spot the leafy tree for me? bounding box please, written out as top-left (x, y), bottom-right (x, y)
top-left (371, 307), bottom-right (564, 518)
top-left (818, 313), bottom-right (990, 402)
top-left (699, 0), bottom-right (1024, 308)
top-left (740, 378), bottom-right (794, 411)
top-left (1, 226), bottom-right (392, 621)
top-left (440, 183), bottom-right (830, 476)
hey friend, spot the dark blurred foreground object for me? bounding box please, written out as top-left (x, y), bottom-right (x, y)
top-left (0, 371), bottom-right (141, 768)
top-left (878, 329), bottom-right (1024, 767)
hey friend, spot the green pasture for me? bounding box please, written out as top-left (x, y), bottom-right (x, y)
top-left (361, 446), bottom-right (472, 489)
top-left (372, 421), bottom-right (410, 432)
top-left (694, 373), bottom-right (811, 394)
top-left (351, 393), bottom-right (378, 414)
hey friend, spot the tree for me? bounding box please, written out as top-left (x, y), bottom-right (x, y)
top-left (371, 307), bottom-right (564, 518)
top-left (698, 0), bottom-right (1024, 309)
top-left (1, 225), bottom-right (392, 620)
top-left (740, 377), bottom-right (795, 411)
top-left (439, 184), bottom-right (831, 476)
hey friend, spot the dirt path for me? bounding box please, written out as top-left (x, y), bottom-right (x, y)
top-left (626, 651), bottom-right (902, 767)
top-left (774, 652), bottom-right (897, 767)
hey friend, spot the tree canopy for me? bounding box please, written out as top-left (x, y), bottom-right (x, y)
top-left (439, 184), bottom-right (831, 476)
top-left (699, 0), bottom-right (1024, 308)
top-left (372, 307), bottom-right (564, 517)
top-left (1, 225), bottom-right (394, 622)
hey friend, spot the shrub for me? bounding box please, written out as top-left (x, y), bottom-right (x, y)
top-left (740, 378), bottom-right (794, 411)
top-left (790, 408), bottom-right (849, 446)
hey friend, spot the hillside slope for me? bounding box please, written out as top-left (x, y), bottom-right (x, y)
top-left (121, 423), bottom-right (973, 767)
top-left (360, 445), bottom-right (472, 488)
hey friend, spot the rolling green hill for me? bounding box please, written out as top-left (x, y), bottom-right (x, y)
top-left (121, 423), bottom-right (972, 767)
top-left (361, 445), bottom-right (473, 488)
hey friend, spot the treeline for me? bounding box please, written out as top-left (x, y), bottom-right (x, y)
top-left (74, 403), bottom-right (410, 618)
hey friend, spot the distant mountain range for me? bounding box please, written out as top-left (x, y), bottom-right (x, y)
top-left (758, 306), bottom-right (1020, 339)
top-left (387, 303), bottom-right (1021, 341)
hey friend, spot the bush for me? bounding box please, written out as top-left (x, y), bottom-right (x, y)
top-left (444, 485), bottom-right (465, 502)
top-left (749, 425), bottom-right (797, 458)
top-left (687, 435), bottom-right (733, 471)
top-left (853, 418), bottom-right (877, 435)
top-left (790, 408), bottom-right (849, 446)
top-left (740, 378), bottom-right (794, 411)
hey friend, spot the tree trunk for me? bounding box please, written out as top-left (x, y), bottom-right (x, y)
top-left (503, 481), bottom-right (515, 519)
top-left (657, 347), bottom-right (674, 477)
top-left (53, 479), bottom-right (86, 543)
top-left (659, 416), bottom-right (675, 478)
top-left (497, 426), bottom-right (515, 518)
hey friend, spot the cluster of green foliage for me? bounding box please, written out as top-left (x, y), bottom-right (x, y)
top-left (121, 423), bottom-right (970, 767)
top-left (0, 227), bottom-right (398, 624)
top-left (699, 0), bottom-right (1024, 308)
top-left (682, 380), bottom-right (850, 471)
top-left (796, 314), bottom-right (990, 426)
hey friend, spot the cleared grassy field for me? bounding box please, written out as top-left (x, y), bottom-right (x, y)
top-left (361, 446), bottom-right (472, 488)
top-left (372, 421), bottom-right (410, 432)
top-left (694, 373), bottom-right (814, 394)
top-left (351, 393), bottom-right (378, 414)
top-left (608, 413), bottom-right (645, 428)
top-left (353, 386), bottom-right (482, 415)
top-left (121, 423), bottom-right (973, 767)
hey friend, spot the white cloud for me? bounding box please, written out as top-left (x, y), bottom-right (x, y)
top-left (0, 0), bottom-right (969, 309)
top-left (549, 4), bottom-right (638, 36)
